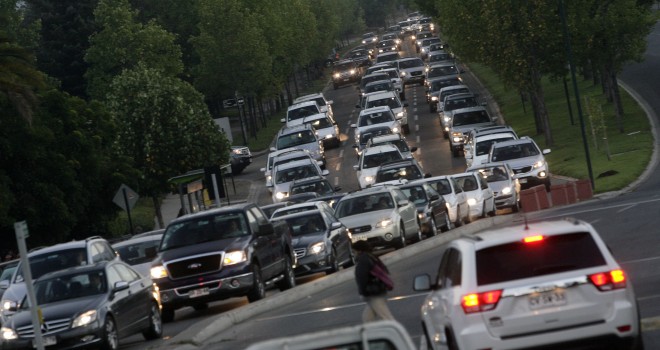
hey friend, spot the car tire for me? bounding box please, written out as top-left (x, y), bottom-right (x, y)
top-left (441, 211), bottom-right (452, 232)
top-left (326, 247), bottom-right (339, 275)
top-left (489, 200), bottom-right (497, 216)
top-left (394, 225), bottom-right (407, 249)
top-left (443, 131), bottom-right (449, 139)
top-left (333, 84), bottom-right (338, 90)
top-left (161, 307), bottom-right (175, 323)
top-left (428, 216), bottom-right (438, 237)
top-left (101, 316), bottom-right (119, 350)
top-left (544, 178), bottom-right (551, 192)
top-left (414, 220), bottom-right (423, 242)
top-left (142, 303), bottom-right (163, 340)
top-left (430, 105), bottom-right (436, 113)
top-left (454, 207), bottom-right (463, 227)
top-left (451, 146), bottom-right (460, 158)
top-left (247, 264), bottom-right (266, 302)
top-left (446, 329), bottom-right (459, 350)
top-left (277, 257), bottom-right (296, 291)
top-left (481, 202), bottom-right (487, 218)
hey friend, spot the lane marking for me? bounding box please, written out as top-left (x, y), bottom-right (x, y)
top-left (339, 149), bottom-right (344, 158)
top-left (335, 163), bottom-right (341, 171)
top-left (334, 177), bottom-right (339, 186)
top-left (416, 136), bottom-right (420, 143)
top-left (531, 197), bottom-right (660, 219)
top-left (620, 255), bottom-right (660, 265)
top-left (616, 204), bottom-right (637, 213)
top-left (589, 218), bottom-right (601, 225)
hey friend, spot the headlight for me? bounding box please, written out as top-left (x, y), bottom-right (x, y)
top-left (533, 160), bottom-right (545, 169)
top-left (431, 96), bottom-right (438, 101)
top-left (310, 242), bottom-right (326, 255)
top-left (365, 176), bottom-right (374, 183)
top-left (333, 73), bottom-right (340, 78)
top-left (266, 175), bottom-right (272, 182)
top-left (452, 136), bottom-right (463, 143)
top-left (391, 126), bottom-right (399, 133)
top-left (349, 69), bottom-right (356, 75)
top-left (400, 72), bottom-right (407, 77)
top-left (396, 112), bottom-right (404, 118)
top-left (395, 39), bottom-right (401, 44)
top-left (1, 300), bottom-right (17, 312)
top-left (444, 126), bottom-right (450, 131)
top-left (443, 116), bottom-right (450, 123)
top-left (362, 40), bottom-right (367, 44)
top-left (224, 250), bottom-right (247, 265)
top-left (411, 35), bottom-right (416, 40)
top-left (501, 186), bottom-right (512, 195)
top-left (150, 265), bottom-right (168, 279)
top-left (72, 310), bottom-right (97, 328)
top-left (324, 134), bottom-right (333, 139)
top-left (275, 192), bottom-right (289, 199)
top-left (1, 327), bottom-right (17, 340)
top-left (417, 212), bottom-right (425, 220)
top-left (375, 219), bottom-right (393, 228)
top-left (232, 148), bottom-right (242, 155)
top-left (467, 198), bottom-right (477, 206)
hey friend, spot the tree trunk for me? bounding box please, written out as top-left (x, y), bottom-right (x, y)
top-left (530, 66), bottom-right (553, 147)
top-left (153, 195), bottom-right (164, 229)
top-left (530, 92), bottom-right (543, 135)
top-left (609, 70), bottom-right (625, 133)
top-left (284, 80), bottom-right (293, 106)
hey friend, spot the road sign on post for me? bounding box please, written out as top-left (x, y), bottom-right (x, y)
top-left (113, 184), bottom-right (139, 235)
top-left (237, 97), bottom-right (245, 106)
top-left (223, 98), bottom-right (237, 108)
top-left (15, 221), bottom-right (46, 350)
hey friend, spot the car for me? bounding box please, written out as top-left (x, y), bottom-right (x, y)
top-left (362, 80), bottom-right (398, 103)
top-left (272, 209), bottom-right (353, 277)
top-left (361, 32), bottom-right (378, 45)
top-left (151, 203), bottom-right (296, 322)
top-left (229, 145), bottom-right (252, 175)
top-left (272, 124), bottom-right (325, 166)
top-left (270, 201), bottom-right (335, 220)
top-left (352, 125), bottom-right (394, 158)
top-left (285, 192), bottom-right (320, 204)
top-left (332, 59), bottom-right (362, 89)
top-left (440, 92), bottom-right (482, 138)
top-left (374, 51), bottom-right (400, 65)
top-left (396, 57), bottom-right (426, 86)
top-left (416, 176), bottom-right (470, 227)
top-left (381, 32), bottom-right (401, 45)
top-left (448, 106), bottom-right (498, 157)
top-left (466, 162), bottom-right (521, 212)
top-left (487, 137), bottom-right (552, 190)
top-left (334, 186), bottom-right (421, 249)
top-left (270, 158), bottom-right (329, 203)
top-left (280, 100), bottom-right (324, 127)
top-left (365, 133), bottom-right (418, 160)
top-left (373, 159), bottom-right (428, 186)
top-left (261, 149), bottom-right (320, 190)
top-left (413, 218), bottom-right (642, 350)
top-left (425, 76), bottom-right (463, 105)
top-left (301, 113), bottom-right (340, 149)
top-left (426, 43), bottom-right (447, 58)
top-left (450, 171), bottom-right (496, 221)
top-left (0, 259), bottom-right (18, 301)
top-left (289, 176), bottom-right (341, 197)
top-left (376, 39), bottom-right (399, 54)
top-left (351, 106), bottom-right (402, 145)
top-left (412, 31), bottom-right (434, 50)
top-left (419, 37), bottom-right (442, 59)
top-left (292, 92), bottom-right (334, 119)
top-left (365, 62), bottom-right (397, 76)
top-left (428, 50), bottom-right (453, 65)
top-left (360, 91), bottom-right (409, 134)
top-left (260, 202), bottom-right (291, 219)
top-left (347, 48), bottom-right (372, 67)
top-left (0, 260), bottom-right (162, 350)
top-left (353, 144), bottom-right (404, 189)
top-left (425, 63), bottom-right (460, 87)
top-left (1, 237), bottom-right (118, 320)
top-left (464, 126), bottom-right (519, 168)
top-left (358, 73), bottom-right (393, 98)
top-left (373, 67), bottom-right (406, 100)
top-left (313, 193), bottom-right (346, 209)
top-left (112, 233), bottom-right (163, 277)
top-left (399, 183), bottom-right (452, 238)
top-left (432, 84), bottom-right (471, 113)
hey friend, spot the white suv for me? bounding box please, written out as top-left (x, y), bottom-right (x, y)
top-left (487, 137), bottom-right (551, 191)
top-left (414, 219), bottom-right (642, 350)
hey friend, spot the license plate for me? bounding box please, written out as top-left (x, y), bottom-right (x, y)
top-left (352, 235), bottom-right (368, 242)
top-left (33, 336), bottom-right (56, 348)
top-left (529, 289), bottom-right (567, 310)
top-left (189, 287), bottom-right (209, 298)
top-left (519, 178), bottom-right (528, 184)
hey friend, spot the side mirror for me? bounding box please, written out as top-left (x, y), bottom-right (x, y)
top-left (113, 281), bottom-right (129, 293)
top-left (331, 222), bottom-right (342, 230)
top-left (429, 194), bottom-right (440, 201)
top-left (542, 149), bottom-right (551, 154)
top-left (397, 199), bottom-right (410, 207)
top-left (328, 100), bottom-right (334, 105)
top-left (0, 280), bottom-right (9, 289)
top-left (259, 167), bottom-right (266, 172)
top-left (353, 165), bottom-right (359, 170)
top-left (334, 186), bottom-right (342, 192)
top-left (403, 103), bottom-right (409, 107)
top-left (410, 146), bottom-right (418, 153)
top-left (280, 118), bottom-right (285, 123)
top-left (270, 147), bottom-right (276, 152)
top-left (353, 144), bottom-right (359, 149)
top-left (257, 222), bottom-right (274, 237)
top-left (413, 274), bottom-right (432, 291)
top-left (322, 170), bottom-right (330, 176)
top-left (355, 104), bottom-right (361, 109)
top-left (350, 124), bottom-right (357, 128)
top-left (465, 153), bottom-right (472, 159)
top-left (424, 173), bottom-right (432, 178)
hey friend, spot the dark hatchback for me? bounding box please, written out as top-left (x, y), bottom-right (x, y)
top-left (0, 261), bottom-right (161, 350)
top-left (400, 183), bottom-right (452, 237)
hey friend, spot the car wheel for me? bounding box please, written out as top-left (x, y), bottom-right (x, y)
top-left (414, 220), bottom-right (423, 242)
top-left (161, 307), bottom-right (175, 323)
top-left (101, 316), bottom-right (119, 350)
top-left (454, 207), bottom-right (463, 227)
top-left (451, 146), bottom-right (460, 158)
top-left (247, 264), bottom-right (266, 302)
top-left (277, 257), bottom-right (296, 290)
top-left (333, 84), bottom-right (338, 90)
top-left (394, 225), bottom-right (407, 249)
top-left (192, 303), bottom-right (208, 311)
top-left (481, 202), bottom-right (487, 218)
top-left (326, 247), bottom-right (339, 275)
top-left (441, 211), bottom-right (452, 232)
top-left (443, 131), bottom-right (449, 139)
top-left (544, 178), bottom-right (551, 192)
top-left (142, 303), bottom-right (163, 340)
top-left (430, 105), bottom-right (436, 113)
top-left (343, 245), bottom-right (356, 268)
top-left (446, 329), bottom-right (459, 350)
top-left (489, 200), bottom-right (497, 216)
top-left (428, 216), bottom-right (438, 237)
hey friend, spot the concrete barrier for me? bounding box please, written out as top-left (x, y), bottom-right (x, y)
top-left (576, 179), bottom-right (593, 201)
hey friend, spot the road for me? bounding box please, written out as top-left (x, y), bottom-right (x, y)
top-left (120, 22), bottom-right (660, 350)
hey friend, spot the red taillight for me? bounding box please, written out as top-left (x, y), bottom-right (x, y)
top-left (589, 269), bottom-right (627, 291)
top-left (523, 235), bottom-right (544, 243)
top-left (461, 290), bottom-right (502, 313)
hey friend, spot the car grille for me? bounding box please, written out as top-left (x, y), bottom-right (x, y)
top-left (16, 317), bottom-right (70, 338)
top-left (349, 225), bottom-right (372, 234)
top-left (410, 71), bottom-right (423, 77)
top-left (166, 253), bottom-right (223, 280)
top-left (512, 166), bottom-right (532, 174)
top-left (294, 248), bottom-right (306, 259)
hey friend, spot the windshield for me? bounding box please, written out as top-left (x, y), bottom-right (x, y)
top-left (430, 53), bottom-right (452, 62)
top-left (276, 130), bottom-right (317, 149)
top-left (444, 97), bottom-right (478, 111)
top-left (427, 179), bottom-right (452, 195)
top-left (376, 54), bottom-right (398, 63)
top-left (275, 164), bottom-right (319, 184)
top-left (305, 117), bottom-right (332, 130)
top-left (452, 110), bottom-right (491, 126)
top-left (401, 186), bottom-right (428, 205)
top-left (287, 105), bottom-right (320, 122)
top-left (475, 165), bottom-right (510, 182)
top-left (428, 66), bottom-right (457, 78)
top-left (33, 270), bottom-right (107, 305)
top-left (160, 212), bottom-right (249, 251)
top-left (335, 193), bottom-right (394, 218)
top-left (453, 175), bottom-right (479, 191)
top-left (365, 82), bottom-right (393, 94)
top-left (277, 213), bottom-right (326, 237)
top-left (430, 78), bottom-right (460, 92)
top-left (376, 164), bottom-right (423, 182)
top-left (114, 240), bottom-right (160, 266)
top-left (273, 155), bottom-right (309, 169)
top-left (440, 88), bottom-right (469, 101)
top-left (291, 180), bottom-right (333, 196)
top-left (398, 59), bottom-right (424, 69)
top-left (16, 248), bottom-right (87, 282)
top-left (359, 128), bottom-right (393, 146)
top-left (362, 151), bottom-right (402, 169)
top-left (366, 97), bottom-right (400, 110)
top-left (272, 205), bottom-right (316, 219)
top-left (359, 111), bottom-right (395, 127)
top-left (361, 74), bottom-right (389, 88)
top-left (491, 142), bottom-right (540, 161)
top-left (476, 136), bottom-right (515, 156)
top-left (1, 266), bottom-right (17, 283)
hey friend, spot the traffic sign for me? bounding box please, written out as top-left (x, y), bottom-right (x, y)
top-left (237, 97), bottom-right (245, 106)
top-left (223, 98), bottom-right (237, 108)
top-left (113, 184), bottom-right (139, 211)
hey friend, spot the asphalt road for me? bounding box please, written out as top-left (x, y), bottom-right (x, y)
top-left (119, 22), bottom-right (660, 350)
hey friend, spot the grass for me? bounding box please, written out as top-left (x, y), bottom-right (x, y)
top-left (469, 63), bottom-right (653, 194)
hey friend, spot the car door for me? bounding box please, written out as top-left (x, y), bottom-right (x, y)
top-left (324, 213), bottom-right (350, 262)
top-left (451, 179), bottom-right (469, 221)
top-left (113, 263), bottom-right (149, 334)
top-left (392, 189), bottom-right (417, 235)
top-left (105, 264), bottom-right (135, 336)
top-left (476, 172), bottom-right (495, 213)
top-left (426, 186), bottom-right (447, 223)
top-left (247, 208), bottom-right (276, 280)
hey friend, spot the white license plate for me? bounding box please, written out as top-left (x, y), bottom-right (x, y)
top-left (519, 178), bottom-right (528, 184)
top-left (528, 290), bottom-right (567, 310)
top-left (352, 235), bottom-right (368, 242)
top-left (33, 336), bottom-right (56, 348)
top-left (189, 287), bottom-right (209, 298)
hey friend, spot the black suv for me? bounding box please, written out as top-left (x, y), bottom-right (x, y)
top-left (230, 145), bottom-right (252, 175)
top-left (150, 203), bottom-right (296, 322)
top-left (0, 237), bottom-right (118, 320)
top-left (332, 59), bottom-right (362, 89)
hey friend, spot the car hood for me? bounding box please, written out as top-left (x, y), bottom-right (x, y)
top-left (499, 156), bottom-right (544, 170)
top-left (338, 209), bottom-right (394, 227)
top-left (291, 233), bottom-right (325, 248)
top-left (7, 294), bottom-right (104, 329)
top-left (488, 180), bottom-right (514, 193)
top-left (278, 143), bottom-right (320, 155)
top-left (158, 236), bottom-right (252, 263)
top-left (451, 122), bottom-right (495, 133)
top-left (1, 282), bottom-right (26, 306)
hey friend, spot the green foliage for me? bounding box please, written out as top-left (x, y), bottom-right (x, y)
top-left (0, 0), bottom-right (41, 50)
top-left (108, 197), bottom-right (156, 236)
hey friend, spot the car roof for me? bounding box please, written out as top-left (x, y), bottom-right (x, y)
top-left (397, 57), bottom-right (423, 62)
top-left (475, 131), bottom-right (517, 142)
top-left (112, 234), bottom-right (163, 248)
top-left (370, 133), bottom-right (404, 143)
top-left (378, 159), bottom-right (418, 170)
top-left (277, 123), bottom-right (314, 135)
top-left (451, 106), bottom-right (488, 114)
top-left (273, 158), bottom-right (317, 171)
top-left (272, 209), bottom-right (325, 222)
top-left (362, 144), bottom-right (400, 155)
top-left (490, 138), bottom-right (538, 148)
top-left (170, 203), bottom-right (255, 223)
top-left (359, 106), bottom-right (392, 116)
top-left (287, 100), bottom-right (318, 110)
top-left (465, 161), bottom-right (512, 172)
top-left (364, 91), bottom-right (397, 101)
top-left (428, 62), bottom-right (457, 68)
top-left (26, 237), bottom-right (105, 258)
top-left (36, 261), bottom-right (114, 281)
top-left (343, 186), bottom-right (394, 199)
top-left (273, 201), bottom-right (326, 212)
top-left (291, 175), bottom-right (327, 186)
top-left (302, 113), bottom-right (329, 123)
top-left (445, 92), bottom-right (476, 101)
top-left (365, 80), bottom-right (393, 88)
top-left (293, 93), bottom-right (325, 104)
top-left (439, 84), bottom-right (470, 93)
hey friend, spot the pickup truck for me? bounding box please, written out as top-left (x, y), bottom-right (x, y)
top-left (150, 203), bottom-right (296, 322)
top-left (245, 320), bottom-right (417, 350)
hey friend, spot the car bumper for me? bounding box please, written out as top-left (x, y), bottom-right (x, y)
top-left (349, 225), bottom-right (400, 248)
top-left (516, 172), bottom-right (549, 189)
top-left (293, 254), bottom-right (333, 276)
top-left (494, 193), bottom-right (517, 208)
top-left (2, 321), bottom-right (105, 350)
top-left (402, 75), bottom-right (425, 85)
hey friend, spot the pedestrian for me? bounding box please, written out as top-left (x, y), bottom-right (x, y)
top-left (352, 240), bottom-right (395, 322)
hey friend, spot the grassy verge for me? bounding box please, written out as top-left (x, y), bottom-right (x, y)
top-left (469, 63), bottom-right (653, 194)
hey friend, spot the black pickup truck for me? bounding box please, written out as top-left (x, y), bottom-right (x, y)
top-left (150, 203), bottom-right (296, 322)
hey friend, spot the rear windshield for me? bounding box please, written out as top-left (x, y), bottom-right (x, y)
top-left (17, 248), bottom-right (87, 282)
top-left (491, 142), bottom-right (540, 161)
top-left (452, 110), bottom-right (490, 126)
top-left (476, 232), bottom-right (606, 285)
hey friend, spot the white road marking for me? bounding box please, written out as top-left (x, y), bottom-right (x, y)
top-left (416, 136), bottom-right (420, 143)
top-left (335, 163), bottom-right (341, 171)
top-left (533, 197), bottom-right (660, 219)
top-left (339, 149), bottom-right (344, 158)
top-left (415, 124), bottom-right (419, 132)
top-left (415, 115), bottom-right (418, 121)
top-left (589, 218), bottom-right (601, 225)
top-left (641, 316), bottom-right (660, 332)
top-left (616, 204), bottom-right (637, 213)
top-left (620, 255), bottom-right (660, 265)
top-left (334, 177), bottom-right (339, 186)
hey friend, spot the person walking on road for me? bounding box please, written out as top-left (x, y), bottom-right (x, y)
top-left (353, 240), bottom-right (395, 322)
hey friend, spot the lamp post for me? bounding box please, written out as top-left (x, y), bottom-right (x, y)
top-left (559, 0), bottom-right (595, 190)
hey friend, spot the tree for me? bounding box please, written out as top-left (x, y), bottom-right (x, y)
top-left (105, 65), bottom-right (229, 227)
top-left (85, 0), bottom-right (183, 100)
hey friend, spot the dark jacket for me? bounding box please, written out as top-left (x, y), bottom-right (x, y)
top-left (355, 252), bottom-right (387, 296)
